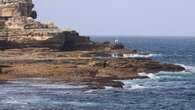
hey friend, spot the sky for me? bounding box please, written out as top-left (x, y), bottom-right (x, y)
top-left (34, 0), bottom-right (195, 36)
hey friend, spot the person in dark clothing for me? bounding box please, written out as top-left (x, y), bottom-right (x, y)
top-left (103, 60), bottom-right (107, 68)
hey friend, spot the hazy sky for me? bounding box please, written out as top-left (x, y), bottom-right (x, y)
top-left (34, 0), bottom-right (195, 36)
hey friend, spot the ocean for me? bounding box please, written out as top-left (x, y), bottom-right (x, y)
top-left (0, 37), bottom-right (195, 110)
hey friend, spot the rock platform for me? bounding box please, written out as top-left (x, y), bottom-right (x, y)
top-left (0, 48), bottom-right (185, 89)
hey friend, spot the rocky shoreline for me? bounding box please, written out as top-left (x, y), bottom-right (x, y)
top-left (0, 0), bottom-right (186, 89)
top-left (0, 48), bottom-right (185, 89)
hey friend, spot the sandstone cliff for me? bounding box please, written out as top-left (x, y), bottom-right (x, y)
top-left (0, 0), bottom-right (93, 50)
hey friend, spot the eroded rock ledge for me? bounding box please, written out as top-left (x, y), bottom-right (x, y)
top-left (0, 48), bottom-right (185, 89)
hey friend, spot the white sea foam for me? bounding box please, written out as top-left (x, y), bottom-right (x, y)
top-left (84, 90), bottom-right (97, 94)
top-left (66, 101), bottom-right (99, 107)
top-left (105, 86), bottom-right (114, 90)
top-left (120, 64), bottom-right (195, 91)
top-left (123, 84), bottom-right (147, 90)
top-left (130, 84), bottom-right (146, 89)
top-left (3, 98), bottom-right (22, 104)
top-left (120, 80), bottom-right (147, 90)
top-left (112, 53), bottom-right (119, 58)
top-left (123, 53), bottom-right (162, 58)
top-left (138, 72), bottom-right (160, 80)
top-left (178, 64), bottom-right (195, 73)
top-left (30, 83), bottom-right (86, 89)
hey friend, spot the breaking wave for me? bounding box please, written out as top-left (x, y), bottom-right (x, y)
top-left (130, 84), bottom-right (146, 89)
top-left (121, 80), bottom-right (147, 90)
top-left (178, 64), bottom-right (195, 73)
top-left (118, 63), bottom-right (195, 91)
top-left (138, 72), bottom-right (160, 80)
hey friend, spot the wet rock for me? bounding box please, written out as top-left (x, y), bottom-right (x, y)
top-left (96, 79), bottom-right (124, 88)
top-left (86, 79), bottom-right (124, 89)
top-left (161, 64), bottom-right (185, 72)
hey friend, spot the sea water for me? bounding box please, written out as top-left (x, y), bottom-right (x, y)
top-left (0, 37), bottom-right (195, 110)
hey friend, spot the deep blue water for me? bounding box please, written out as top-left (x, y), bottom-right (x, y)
top-left (0, 37), bottom-right (195, 110)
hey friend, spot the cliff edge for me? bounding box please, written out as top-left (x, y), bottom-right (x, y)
top-left (0, 0), bottom-right (94, 50)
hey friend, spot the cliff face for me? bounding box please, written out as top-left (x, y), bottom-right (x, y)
top-left (0, 0), bottom-right (34, 18)
top-left (0, 0), bottom-right (91, 50)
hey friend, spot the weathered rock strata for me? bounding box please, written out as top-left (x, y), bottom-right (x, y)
top-left (0, 0), bottom-right (94, 50)
top-left (0, 48), bottom-right (185, 89)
